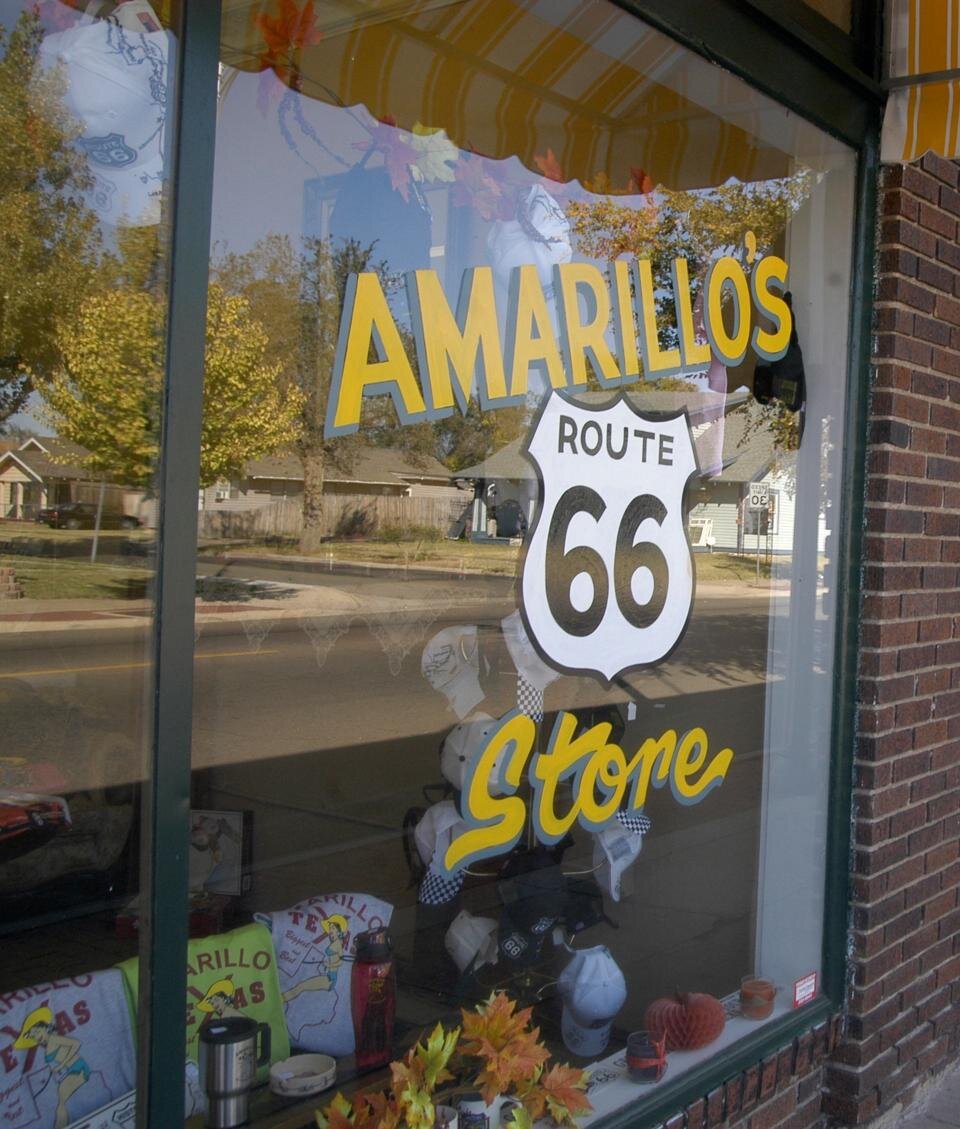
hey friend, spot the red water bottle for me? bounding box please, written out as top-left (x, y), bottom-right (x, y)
top-left (351, 928), bottom-right (396, 1071)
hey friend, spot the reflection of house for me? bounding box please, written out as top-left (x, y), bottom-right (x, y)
top-left (0, 437), bottom-right (147, 522)
top-left (455, 405), bottom-right (817, 554)
top-left (200, 446), bottom-right (468, 512)
top-left (685, 411), bottom-right (814, 556)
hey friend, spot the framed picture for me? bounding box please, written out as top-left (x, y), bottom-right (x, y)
top-left (188, 809), bottom-right (252, 896)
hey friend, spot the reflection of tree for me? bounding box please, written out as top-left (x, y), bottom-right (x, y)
top-left (568, 174), bottom-right (812, 347)
top-left (217, 233), bottom-right (526, 549)
top-left (0, 11), bottom-right (100, 423)
top-left (39, 285), bottom-right (301, 487)
top-left (218, 234), bottom-right (385, 552)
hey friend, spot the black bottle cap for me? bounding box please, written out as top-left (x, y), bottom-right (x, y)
top-left (355, 928), bottom-right (393, 961)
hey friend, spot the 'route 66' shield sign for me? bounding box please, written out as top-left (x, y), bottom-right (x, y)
top-left (520, 392), bottom-right (698, 682)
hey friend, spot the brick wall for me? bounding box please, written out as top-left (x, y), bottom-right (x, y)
top-left (821, 152), bottom-right (960, 1122)
top-left (652, 1019), bottom-right (840, 1129)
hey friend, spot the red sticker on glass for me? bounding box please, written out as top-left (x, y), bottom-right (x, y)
top-left (793, 972), bottom-right (818, 1008)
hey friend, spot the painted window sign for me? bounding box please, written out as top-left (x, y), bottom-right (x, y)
top-left (520, 393), bottom-right (698, 680)
top-left (323, 247), bottom-right (791, 436)
top-left (444, 710), bottom-right (734, 874)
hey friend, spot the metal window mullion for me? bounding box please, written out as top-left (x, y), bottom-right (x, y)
top-left (137, 3), bottom-right (221, 1127)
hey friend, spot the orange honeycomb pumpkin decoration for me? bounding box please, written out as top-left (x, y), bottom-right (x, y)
top-left (643, 991), bottom-right (726, 1050)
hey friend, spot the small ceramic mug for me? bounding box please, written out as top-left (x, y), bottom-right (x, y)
top-left (434, 1104), bottom-right (459, 1129)
top-left (456, 1092), bottom-right (516, 1129)
top-left (740, 975), bottom-right (776, 1020)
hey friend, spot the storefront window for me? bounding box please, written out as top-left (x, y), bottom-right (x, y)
top-left (184, 2), bottom-right (858, 1123)
top-left (0, 0), bottom-right (176, 1125)
top-left (0, 0), bottom-right (860, 1126)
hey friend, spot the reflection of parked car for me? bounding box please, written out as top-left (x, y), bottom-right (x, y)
top-left (37, 502), bottom-right (141, 530)
top-left (0, 794), bottom-right (71, 861)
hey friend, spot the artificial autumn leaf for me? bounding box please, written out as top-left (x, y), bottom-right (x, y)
top-left (539, 1063), bottom-right (593, 1125)
top-left (315, 1092), bottom-right (354, 1129)
top-left (460, 993), bottom-right (550, 1105)
top-left (410, 123), bottom-right (458, 185)
top-left (452, 153), bottom-right (507, 220)
top-left (460, 992), bottom-right (535, 1055)
top-left (356, 121), bottom-right (420, 200)
top-left (534, 147), bottom-right (564, 183)
top-left (507, 1107), bottom-right (534, 1129)
top-left (417, 1022), bottom-right (460, 1090)
top-left (253, 0), bottom-right (323, 85)
top-left (363, 1092), bottom-right (402, 1129)
top-left (390, 1056), bottom-right (437, 1129)
top-left (629, 166), bottom-right (655, 194)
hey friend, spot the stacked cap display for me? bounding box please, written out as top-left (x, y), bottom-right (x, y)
top-left (592, 811), bottom-right (652, 902)
top-left (444, 910), bottom-right (498, 972)
top-left (38, 14), bottom-right (171, 226)
top-left (558, 945), bottom-right (627, 1058)
top-left (414, 801), bottom-right (469, 906)
top-left (440, 713), bottom-right (501, 793)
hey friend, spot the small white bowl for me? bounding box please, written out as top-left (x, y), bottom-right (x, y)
top-left (269, 1053), bottom-right (336, 1098)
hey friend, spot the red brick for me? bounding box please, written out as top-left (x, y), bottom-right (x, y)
top-left (919, 152), bottom-right (960, 186)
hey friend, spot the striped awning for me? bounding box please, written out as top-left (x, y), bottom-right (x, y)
top-left (882, 0), bottom-right (960, 161)
top-left (219, 0), bottom-right (840, 191)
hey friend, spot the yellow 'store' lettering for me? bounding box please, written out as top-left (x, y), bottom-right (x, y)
top-left (325, 251), bottom-right (793, 438)
top-left (442, 709), bottom-right (734, 875)
top-left (443, 712), bottom-right (535, 873)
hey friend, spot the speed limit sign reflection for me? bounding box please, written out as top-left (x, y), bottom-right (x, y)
top-left (748, 482), bottom-right (770, 510)
top-left (520, 392), bottom-right (698, 682)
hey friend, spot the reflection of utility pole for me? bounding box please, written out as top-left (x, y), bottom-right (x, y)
top-left (90, 478), bottom-right (105, 564)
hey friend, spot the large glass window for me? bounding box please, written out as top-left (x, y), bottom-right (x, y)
top-left (180, 6), bottom-right (859, 1124)
top-left (186, 1), bottom-right (858, 1125)
top-left (0, 1), bottom-right (176, 1126)
top-left (0, 0), bottom-right (863, 1125)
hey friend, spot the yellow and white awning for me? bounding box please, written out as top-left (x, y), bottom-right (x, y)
top-left (883, 0), bottom-right (960, 161)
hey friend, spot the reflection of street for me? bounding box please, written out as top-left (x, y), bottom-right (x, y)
top-left (0, 561), bottom-right (781, 1023)
top-left (0, 575), bottom-right (779, 786)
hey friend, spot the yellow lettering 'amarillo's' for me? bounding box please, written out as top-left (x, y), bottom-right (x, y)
top-left (324, 243), bottom-right (791, 436)
top-left (443, 709), bottom-right (734, 874)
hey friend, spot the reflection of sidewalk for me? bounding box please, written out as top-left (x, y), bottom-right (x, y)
top-left (0, 584), bottom-right (363, 634)
top-left (0, 576), bottom-right (788, 636)
top-left (0, 576), bottom-right (502, 635)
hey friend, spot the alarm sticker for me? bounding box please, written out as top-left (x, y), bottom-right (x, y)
top-left (793, 972), bottom-right (818, 1008)
top-left (519, 391), bottom-right (699, 682)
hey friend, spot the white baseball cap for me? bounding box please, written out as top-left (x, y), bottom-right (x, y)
top-left (591, 811), bottom-right (651, 902)
top-left (38, 17), bottom-right (171, 226)
top-left (440, 713), bottom-right (502, 793)
top-left (444, 911), bottom-right (498, 972)
top-left (414, 800), bottom-right (466, 869)
top-left (558, 945), bottom-right (627, 1059)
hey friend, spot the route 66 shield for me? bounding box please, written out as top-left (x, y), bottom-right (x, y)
top-left (520, 392), bottom-right (698, 682)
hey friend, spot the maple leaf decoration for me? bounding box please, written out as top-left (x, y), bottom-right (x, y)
top-left (253, 0), bottom-right (323, 90)
top-left (629, 166), bottom-right (655, 194)
top-left (540, 1063), bottom-right (592, 1125)
top-left (354, 120), bottom-right (420, 200)
top-left (534, 148), bottom-right (565, 183)
top-left (452, 153), bottom-right (506, 221)
top-left (460, 993), bottom-right (551, 1106)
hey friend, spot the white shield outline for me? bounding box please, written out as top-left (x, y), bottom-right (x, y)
top-left (518, 390), bottom-right (700, 684)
